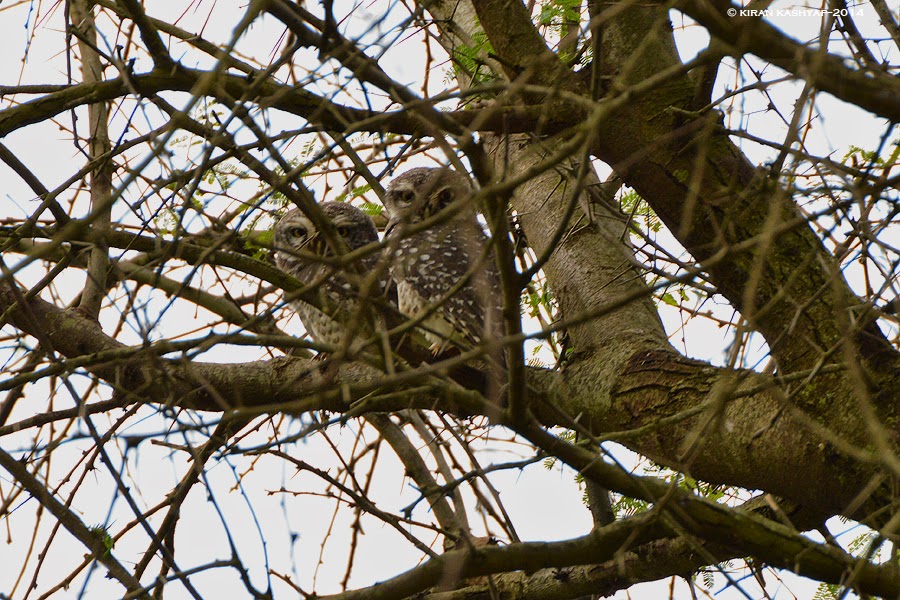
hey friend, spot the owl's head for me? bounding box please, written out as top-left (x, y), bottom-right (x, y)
top-left (273, 202), bottom-right (378, 271)
top-left (382, 167), bottom-right (473, 227)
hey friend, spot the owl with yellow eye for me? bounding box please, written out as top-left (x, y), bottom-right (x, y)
top-left (382, 167), bottom-right (503, 355)
top-left (273, 202), bottom-right (389, 348)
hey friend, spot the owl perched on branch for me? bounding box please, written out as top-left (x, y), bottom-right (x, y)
top-left (382, 167), bottom-right (504, 359)
top-left (273, 202), bottom-right (390, 350)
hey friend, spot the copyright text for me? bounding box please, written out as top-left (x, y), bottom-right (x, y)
top-left (725, 6), bottom-right (864, 16)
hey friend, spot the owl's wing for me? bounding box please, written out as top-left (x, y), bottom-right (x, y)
top-left (395, 223), bottom-right (503, 349)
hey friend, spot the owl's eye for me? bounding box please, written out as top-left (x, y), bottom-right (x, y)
top-left (336, 226), bottom-right (351, 237)
top-left (291, 226), bottom-right (307, 238)
top-left (399, 190), bottom-right (415, 204)
top-left (437, 188), bottom-right (454, 206)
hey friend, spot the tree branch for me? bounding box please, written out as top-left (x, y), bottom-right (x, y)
top-left (0, 447), bottom-right (152, 599)
top-left (70, 0), bottom-right (114, 320)
top-left (1, 220), bottom-right (891, 522)
top-left (674, 0), bottom-right (900, 122)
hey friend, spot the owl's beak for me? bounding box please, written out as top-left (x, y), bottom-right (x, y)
top-left (384, 215), bottom-right (401, 238)
top-left (309, 233), bottom-right (327, 255)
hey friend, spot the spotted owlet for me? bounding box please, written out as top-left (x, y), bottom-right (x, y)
top-left (382, 167), bottom-right (503, 356)
top-left (273, 202), bottom-right (389, 349)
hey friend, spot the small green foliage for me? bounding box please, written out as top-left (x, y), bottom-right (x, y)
top-left (523, 283), bottom-right (554, 319)
top-left (557, 48), bottom-right (576, 66)
top-left (535, 0), bottom-right (584, 65)
top-left (537, 0), bottom-right (581, 28)
top-left (266, 159), bottom-right (311, 206)
top-left (660, 287), bottom-right (690, 308)
top-left (672, 169), bottom-right (690, 184)
top-left (678, 475), bottom-right (726, 502)
top-left (451, 32), bottom-right (497, 85)
top-left (843, 145), bottom-right (884, 168)
top-left (334, 184), bottom-right (374, 203)
top-left (812, 582), bottom-right (841, 600)
top-left (543, 431), bottom-right (578, 470)
top-left (646, 467), bottom-right (728, 502)
top-left (576, 44), bottom-right (593, 68)
top-left (360, 201), bottom-right (383, 217)
top-left (153, 209), bottom-right (180, 235)
top-left (89, 524), bottom-right (114, 558)
top-left (846, 530), bottom-right (880, 559)
top-left (641, 462), bottom-right (729, 503)
top-left (620, 190), bottom-right (661, 234)
top-left (254, 229), bottom-right (274, 247)
top-left (612, 495), bottom-right (650, 518)
top-left (300, 137), bottom-right (319, 160)
top-left (233, 210), bottom-right (276, 261)
top-left (244, 228), bottom-right (274, 261)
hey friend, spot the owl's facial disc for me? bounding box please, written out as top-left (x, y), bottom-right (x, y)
top-left (310, 217), bottom-right (356, 256)
top-left (386, 184), bottom-right (419, 222)
top-left (424, 186), bottom-right (455, 218)
top-left (286, 223), bottom-right (324, 255)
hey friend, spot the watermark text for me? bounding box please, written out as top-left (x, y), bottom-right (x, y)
top-left (726, 6), bottom-right (864, 17)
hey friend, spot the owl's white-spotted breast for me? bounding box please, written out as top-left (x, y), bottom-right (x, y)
top-left (382, 167), bottom-right (503, 355)
top-left (273, 202), bottom-right (389, 349)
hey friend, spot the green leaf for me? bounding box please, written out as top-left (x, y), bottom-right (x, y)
top-left (451, 31), bottom-right (498, 85)
top-left (334, 184), bottom-right (374, 203)
top-left (89, 524), bottom-right (115, 558)
top-left (360, 201), bottom-right (383, 216)
top-left (812, 582), bottom-right (840, 600)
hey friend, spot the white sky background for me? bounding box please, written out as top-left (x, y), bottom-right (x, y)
top-left (0, 0), bottom-right (896, 598)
